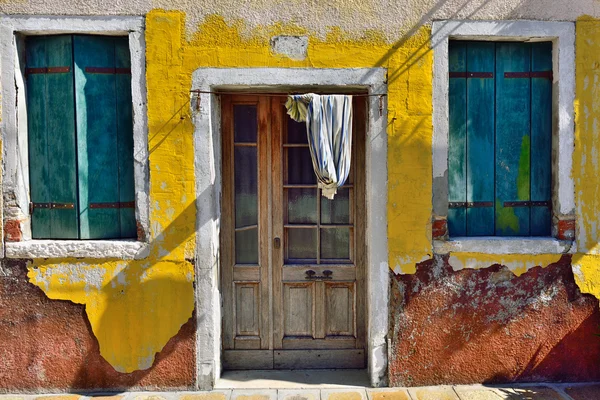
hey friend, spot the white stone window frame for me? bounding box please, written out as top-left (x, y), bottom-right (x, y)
top-left (191, 68), bottom-right (389, 389)
top-left (0, 16), bottom-right (149, 260)
top-left (432, 20), bottom-right (576, 255)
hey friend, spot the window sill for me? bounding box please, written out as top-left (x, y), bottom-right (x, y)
top-left (433, 237), bottom-right (576, 255)
top-left (5, 239), bottom-right (150, 260)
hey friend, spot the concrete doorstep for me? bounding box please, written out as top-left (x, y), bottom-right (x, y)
top-left (2, 383), bottom-right (600, 400)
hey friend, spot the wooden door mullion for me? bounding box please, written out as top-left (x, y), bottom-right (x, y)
top-left (271, 97), bottom-right (284, 349)
top-left (258, 96), bottom-right (271, 350)
top-left (220, 95), bottom-right (235, 350)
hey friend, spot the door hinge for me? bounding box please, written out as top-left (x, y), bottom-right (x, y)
top-left (30, 202), bottom-right (74, 214)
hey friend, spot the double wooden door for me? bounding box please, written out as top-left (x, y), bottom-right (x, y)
top-left (221, 95), bottom-right (366, 370)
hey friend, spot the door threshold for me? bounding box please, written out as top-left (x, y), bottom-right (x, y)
top-left (216, 369), bottom-right (370, 389)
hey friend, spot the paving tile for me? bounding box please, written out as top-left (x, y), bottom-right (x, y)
top-left (321, 389), bottom-right (367, 400)
top-left (493, 387), bottom-right (566, 399)
top-left (409, 386), bottom-right (459, 400)
top-left (231, 390), bottom-right (277, 400)
top-left (454, 386), bottom-right (503, 400)
top-left (132, 395), bottom-right (168, 400)
top-left (37, 396), bottom-right (83, 400)
top-left (563, 384), bottom-right (600, 400)
top-left (366, 388), bottom-right (411, 400)
top-left (180, 392), bottom-right (232, 400)
top-left (277, 390), bottom-right (320, 400)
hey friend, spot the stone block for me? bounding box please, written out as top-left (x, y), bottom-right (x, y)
top-left (277, 390), bottom-right (320, 400)
top-left (565, 384), bottom-right (600, 400)
top-left (409, 387), bottom-right (459, 400)
top-left (321, 389), bottom-right (367, 400)
top-left (231, 390), bottom-right (277, 400)
top-left (367, 388), bottom-right (411, 400)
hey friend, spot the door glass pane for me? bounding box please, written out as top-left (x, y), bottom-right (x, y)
top-left (236, 228), bottom-right (258, 264)
top-left (288, 188), bottom-right (317, 224)
top-left (287, 228), bottom-right (317, 261)
top-left (234, 146), bottom-right (258, 227)
top-left (321, 228), bottom-right (350, 260)
top-left (234, 105), bottom-right (257, 143)
top-left (287, 118), bottom-right (307, 144)
top-left (321, 188), bottom-right (350, 224)
top-left (287, 147), bottom-right (316, 184)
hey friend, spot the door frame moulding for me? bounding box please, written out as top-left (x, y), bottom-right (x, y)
top-left (191, 68), bottom-right (389, 389)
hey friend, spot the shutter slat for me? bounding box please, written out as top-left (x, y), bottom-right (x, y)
top-left (74, 35), bottom-right (120, 239)
top-left (114, 36), bottom-right (136, 238)
top-left (447, 42), bottom-right (467, 236)
top-left (27, 35), bottom-right (78, 238)
top-left (466, 42), bottom-right (495, 236)
top-left (495, 42), bottom-right (531, 236)
top-left (530, 42), bottom-right (553, 236)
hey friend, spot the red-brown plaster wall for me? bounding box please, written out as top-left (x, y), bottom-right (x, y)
top-left (389, 255), bottom-right (600, 386)
top-left (0, 260), bottom-right (195, 392)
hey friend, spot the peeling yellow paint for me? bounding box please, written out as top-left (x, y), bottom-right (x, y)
top-left (573, 17), bottom-right (600, 300)
top-left (448, 254), bottom-right (563, 277)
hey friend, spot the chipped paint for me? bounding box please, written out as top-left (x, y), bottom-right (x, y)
top-left (448, 253), bottom-right (563, 277)
top-left (572, 18), bottom-right (600, 300)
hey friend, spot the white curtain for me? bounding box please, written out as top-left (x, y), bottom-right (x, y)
top-left (285, 94), bottom-right (353, 200)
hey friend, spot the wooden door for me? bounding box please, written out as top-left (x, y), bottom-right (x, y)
top-left (221, 94), bottom-right (366, 370)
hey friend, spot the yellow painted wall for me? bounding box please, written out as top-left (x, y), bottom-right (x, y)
top-left (25, 9), bottom-right (600, 372)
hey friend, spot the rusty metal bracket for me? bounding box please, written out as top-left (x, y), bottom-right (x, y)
top-left (448, 202), bottom-right (493, 208)
top-left (89, 202), bottom-right (135, 209)
top-left (504, 201), bottom-right (551, 207)
top-left (504, 71), bottom-right (552, 79)
top-left (30, 202), bottom-right (74, 214)
top-left (85, 67), bottom-right (131, 74)
top-left (449, 72), bottom-right (494, 78)
top-left (25, 67), bottom-right (70, 75)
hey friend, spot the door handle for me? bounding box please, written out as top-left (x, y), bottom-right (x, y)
top-left (305, 270), bottom-right (333, 280)
top-left (274, 237), bottom-right (281, 249)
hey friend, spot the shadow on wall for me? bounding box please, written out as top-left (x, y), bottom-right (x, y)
top-left (14, 109), bottom-right (200, 390)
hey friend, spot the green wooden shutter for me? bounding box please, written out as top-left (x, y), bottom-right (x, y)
top-left (114, 37), bottom-right (136, 238)
top-left (530, 42), bottom-right (553, 236)
top-left (448, 41), bottom-right (467, 236)
top-left (466, 42), bottom-right (495, 236)
top-left (26, 35), bottom-right (79, 239)
top-left (448, 41), bottom-right (552, 237)
top-left (74, 35), bottom-right (135, 239)
top-left (495, 42), bottom-right (532, 236)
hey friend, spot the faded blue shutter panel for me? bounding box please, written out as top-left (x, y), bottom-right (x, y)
top-left (530, 42), bottom-right (553, 236)
top-left (495, 43), bottom-right (531, 236)
top-left (74, 35), bottom-right (121, 239)
top-left (448, 42), bottom-right (467, 236)
top-left (466, 42), bottom-right (495, 236)
top-left (27, 35), bottom-right (79, 239)
top-left (114, 37), bottom-right (137, 238)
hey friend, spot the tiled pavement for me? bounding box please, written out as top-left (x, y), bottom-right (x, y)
top-left (2, 384), bottom-right (600, 400)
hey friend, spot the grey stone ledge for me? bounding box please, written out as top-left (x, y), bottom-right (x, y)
top-left (433, 237), bottom-right (576, 255)
top-left (5, 239), bottom-right (150, 260)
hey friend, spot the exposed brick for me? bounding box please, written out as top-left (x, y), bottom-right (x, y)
top-left (4, 219), bottom-right (22, 242)
top-left (558, 218), bottom-right (576, 240)
top-left (432, 218), bottom-right (447, 240)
